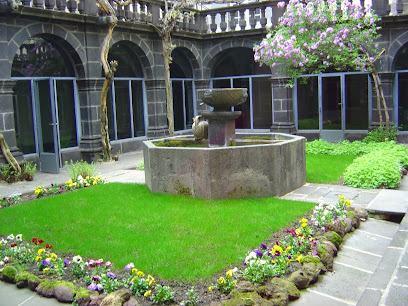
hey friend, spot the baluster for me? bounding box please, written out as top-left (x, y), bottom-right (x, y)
top-left (396, 0), bottom-right (403, 14)
top-left (56, 0), bottom-right (66, 11)
top-left (259, 7), bottom-right (267, 28)
top-left (124, 3), bottom-right (132, 20)
top-left (33, 0), bottom-right (44, 8)
top-left (220, 12), bottom-right (227, 32)
top-left (229, 10), bottom-right (238, 31)
top-left (44, 0), bottom-right (55, 9)
top-left (371, 0), bottom-right (388, 16)
top-left (77, 0), bottom-right (85, 14)
top-left (117, 3), bottom-right (125, 20)
top-left (67, 0), bottom-right (77, 12)
top-left (139, 1), bottom-right (146, 21)
top-left (238, 9), bottom-right (246, 30)
top-left (210, 13), bottom-right (217, 33)
top-left (248, 8), bottom-right (256, 29)
top-left (133, 1), bottom-right (140, 21)
top-left (146, 2), bottom-right (152, 23)
top-left (21, 0), bottom-right (31, 6)
top-left (272, 4), bottom-right (285, 26)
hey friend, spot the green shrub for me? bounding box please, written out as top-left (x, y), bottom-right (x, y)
top-left (21, 161), bottom-right (37, 179)
top-left (363, 124), bottom-right (398, 143)
top-left (65, 160), bottom-right (95, 181)
top-left (2, 265), bottom-right (17, 282)
top-left (343, 150), bottom-right (403, 189)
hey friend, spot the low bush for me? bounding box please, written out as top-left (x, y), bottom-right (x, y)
top-left (363, 124), bottom-right (398, 143)
top-left (65, 160), bottom-right (95, 181)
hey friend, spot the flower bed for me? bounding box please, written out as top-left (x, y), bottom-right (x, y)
top-left (0, 196), bottom-right (368, 305)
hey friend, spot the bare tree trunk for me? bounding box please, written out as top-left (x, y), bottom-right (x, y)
top-left (0, 133), bottom-right (21, 173)
top-left (371, 69), bottom-right (390, 127)
top-left (162, 33), bottom-right (174, 136)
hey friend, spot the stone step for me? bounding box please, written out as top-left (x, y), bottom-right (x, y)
top-left (291, 218), bottom-right (400, 305)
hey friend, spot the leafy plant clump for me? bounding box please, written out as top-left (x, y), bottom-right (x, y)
top-left (363, 124), bottom-right (398, 143)
top-left (65, 160), bottom-right (95, 181)
top-left (0, 161), bottom-right (37, 183)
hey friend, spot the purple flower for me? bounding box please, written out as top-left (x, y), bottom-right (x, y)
top-left (88, 283), bottom-right (97, 291)
top-left (42, 259), bottom-right (50, 266)
top-left (96, 284), bottom-right (104, 291)
top-left (255, 250), bottom-right (263, 258)
top-left (64, 259), bottom-right (69, 267)
top-left (92, 275), bottom-right (101, 282)
top-left (260, 243), bottom-right (267, 250)
top-left (125, 262), bottom-right (135, 271)
top-left (107, 272), bottom-right (116, 279)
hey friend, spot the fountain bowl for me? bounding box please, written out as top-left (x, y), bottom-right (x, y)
top-left (143, 133), bottom-right (306, 199)
top-left (197, 88), bottom-right (248, 111)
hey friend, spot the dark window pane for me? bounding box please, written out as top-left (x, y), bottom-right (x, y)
top-left (114, 80), bottom-right (131, 139)
top-left (132, 80), bottom-right (145, 137)
top-left (233, 78), bottom-right (250, 129)
top-left (322, 77), bottom-right (342, 130)
top-left (297, 77), bottom-right (319, 129)
top-left (170, 48), bottom-right (193, 78)
top-left (13, 80), bottom-right (36, 154)
top-left (345, 74), bottom-right (368, 130)
top-left (252, 77), bottom-right (272, 129)
top-left (108, 43), bottom-right (143, 77)
top-left (399, 73), bottom-right (408, 131)
top-left (172, 81), bottom-right (185, 131)
top-left (185, 81), bottom-right (194, 129)
top-left (56, 80), bottom-right (77, 148)
top-left (106, 86), bottom-right (115, 140)
top-left (37, 80), bottom-right (55, 153)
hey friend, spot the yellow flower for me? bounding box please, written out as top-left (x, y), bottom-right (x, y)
top-left (43, 268), bottom-right (50, 273)
top-left (226, 269), bottom-right (233, 279)
top-left (301, 223), bottom-right (307, 228)
top-left (218, 277), bottom-right (225, 285)
top-left (0, 242), bottom-right (2, 247)
top-left (137, 271), bottom-right (144, 278)
top-left (296, 255), bottom-right (303, 263)
top-left (93, 180), bottom-right (97, 186)
top-left (295, 228), bottom-right (301, 235)
top-left (131, 268), bottom-right (138, 275)
top-left (51, 253), bottom-right (57, 260)
top-left (272, 245), bottom-right (283, 254)
top-left (208, 286), bottom-right (213, 292)
top-left (35, 256), bottom-right (41, 262)
top-left (345, 199), bottom-right (351, 207)
top-left (285, 246), bottom-right (291, 251)
top-left (38, 248), bottom-right (45, 255)
top-left (144, 290), bottom-right (152, 297)
top-left (301, 218), bottom-right (308, 223)
top-left (147, 275), bottom-right (155, 287)
top-left (339, 195), bottom-right (345, 200)
top-left (34, 189), bottom-right (41, 195)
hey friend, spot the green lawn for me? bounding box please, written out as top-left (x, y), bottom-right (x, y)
top-left (0, 183), bottom-right (315, 281)
top-left (306, 154), bottom-right (357, 184)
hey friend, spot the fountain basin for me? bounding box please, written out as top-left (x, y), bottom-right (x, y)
top-left (143, 133), bottom-right (306, 199)
top-left (197, 88), bottom-right (248, 111)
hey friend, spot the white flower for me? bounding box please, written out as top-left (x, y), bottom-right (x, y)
top-left (0, 261), bottom-right (4, 266)
top-left (16, 234), bottom-right (22, 241)
top-left (321, 216), bottom-right (326, 221)
top-left (0, 239), bottom-right (7, 244)
top-left (232, 267), bottom-right (239, 273)
top-left (77, 175), bottom-right (83, 181)
top-left (4, 257), bottom-right (9, 263)
top-left (7, 234), bottom-right (14, 240)
top-left (315, 221), bottom-right (319, 226)
top-left (245, 251), bottom-right (257, 264)
top-left (73, 255), bottom-right (83, 264)
top-left (260, 260), bottom-right (266, 265)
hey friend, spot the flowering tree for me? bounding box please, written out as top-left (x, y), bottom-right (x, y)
top-left (253, 0), bottom-right (389, 126)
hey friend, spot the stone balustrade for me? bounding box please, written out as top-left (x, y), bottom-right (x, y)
top-left (10, 0), bottom-right (408, 34)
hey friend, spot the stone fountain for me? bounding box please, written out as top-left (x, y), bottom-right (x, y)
top-left (143, 88), bottom-right (306, 199)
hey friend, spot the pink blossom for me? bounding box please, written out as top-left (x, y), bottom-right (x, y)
top-left (277, 1), bottom-right (286, 8)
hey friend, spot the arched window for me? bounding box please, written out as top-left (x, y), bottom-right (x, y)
top-left (11, 37), bottom-right (79, 173)
top-left (106, 42), bottom-right (146, 139)
top-left (395, 43), bottom-right (408, 131)
top-left (211, 47), bottom-right (272, 129)
top-left (170, 48), bottom-right (195, 131)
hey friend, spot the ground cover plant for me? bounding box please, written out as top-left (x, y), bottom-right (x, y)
top-left (306, 139), bottom-right (408, 188)
top-left (0, 183), bottom-right (315, 281)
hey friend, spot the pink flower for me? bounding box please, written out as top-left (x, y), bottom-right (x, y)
top-left (88, 260), bottom-right (96, 267)
top-left (96, 258), bottom-right (104, 266)
top-left (105, 261), bottom-right (112, 267)
top-left (277, 1), bottom-right (286, 8)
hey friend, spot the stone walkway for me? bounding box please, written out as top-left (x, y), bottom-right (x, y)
top-left (0, 151), bottom-right (407, 305)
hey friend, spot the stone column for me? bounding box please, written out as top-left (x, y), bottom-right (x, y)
top-left (370, 72), bottom-right (395, 127)
top-left (77, 78), bottom-right (104, 162)
top-left (0, 79), bottom-right (23, 164)
top-left (270, 77), bottom-right (296, 134)
top-left (145, 79), bottom-right (168, 138)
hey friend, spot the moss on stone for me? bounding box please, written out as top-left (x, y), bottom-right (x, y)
top-left (37, 279), bottom-right (54, 290)
top-left (75, 287), bottom-right (92, 299)
top-left (15, 271), bottom-right (32, 282)
top-left (324, 231), bottom-right (342, 248)
top-left (243, 136), bottom-right (272, 140)
top-left (346, 210), bottom-right (356, 218)
top-left (2, 266), bottom-right (17, 282)
top-left (300, 255), bottom-right (321, 265)
top-left (53, 281), bottom-right (76, 291)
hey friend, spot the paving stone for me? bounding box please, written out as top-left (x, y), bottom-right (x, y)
top-left (307, 187), bottom-right (332, 201)
top-left (334, 251), bottom-right (381, 273)
top-left (291, 288), bottom-right (351, 305)
top-left (394, 266), bottom-right (408, 286)
top-left (288, 184), bottom-right (320, 195)
top-left (382, 283), bottom-right (408, 306)
top-left (389, 230), bottom-right (408, 248)
top-left (368, 190), bottom-right (408, 214)
top-left (321, 190), bottom-right (359, 203)
top-left (351, 191), bottom-right (380, 205)
top-left (356, 289), bottom-right (382, 306)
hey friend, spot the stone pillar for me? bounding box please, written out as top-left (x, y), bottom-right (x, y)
top-left (0, 79), bottom-right (23, 164)
top-left (145, 79), bottom-right (168, 138)
top-left (77, 78), bottom-right (104, 162)
top-left (370, 72), bottom-right (395, 127)
top-left (270, 77), bottom-right (296, 134)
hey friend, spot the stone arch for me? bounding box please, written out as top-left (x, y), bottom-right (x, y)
top-left (8, 24), bottom-right (85, 78)
top-left (202, 39), bottom-right (262, 79)
top-left (171, 40), bottom-right (201, 79)
top-left (390, 34), bottom-right (408, 71)
top-left (110, 34), bottom-right (153, 79)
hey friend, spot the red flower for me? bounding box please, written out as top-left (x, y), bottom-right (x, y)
top-left (38, 239), bottom-right (44, 244)
top-left (10, 243), bottom-right (17, 248)
top-left (32, 237), bottom-right (38, 245)
top-left (45, 244), bottom-right (52, 249)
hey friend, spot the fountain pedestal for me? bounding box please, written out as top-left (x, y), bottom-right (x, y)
top-left (201, 111), bottom-right (241, 147)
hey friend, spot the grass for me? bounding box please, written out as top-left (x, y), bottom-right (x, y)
top-left (0, 183), bottom-right (315, 282)
top-left (306, 154), bottom-right (357, 184)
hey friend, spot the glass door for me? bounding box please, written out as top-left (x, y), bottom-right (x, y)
top-left (320, 75), bottom-right (345, 142)
top-left (35, 79), bottom-right (60, 173)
